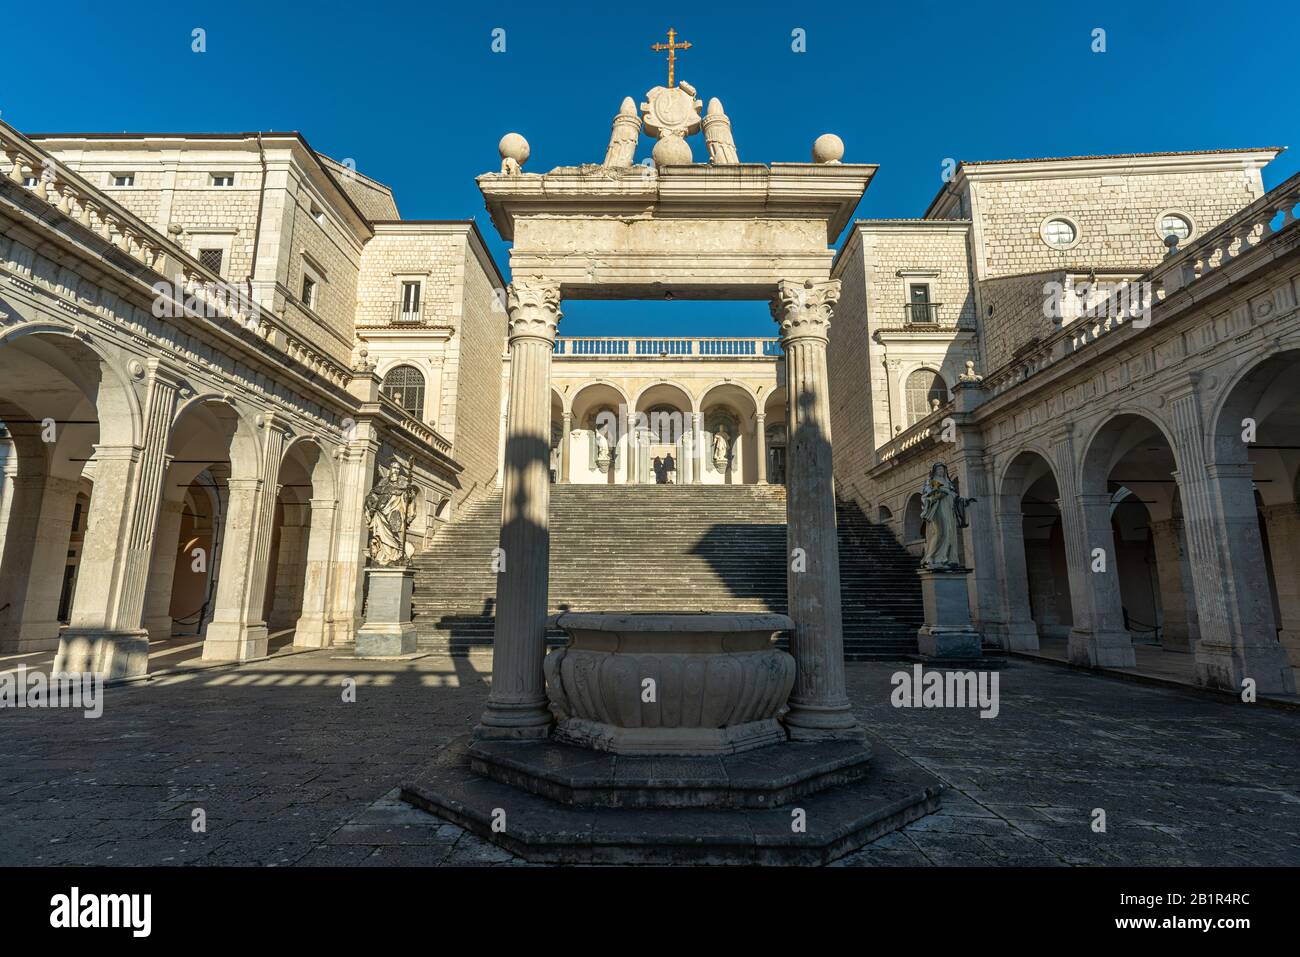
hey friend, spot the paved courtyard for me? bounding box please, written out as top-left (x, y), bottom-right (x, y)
top-left (0, 650), bottom-right (1296, 866)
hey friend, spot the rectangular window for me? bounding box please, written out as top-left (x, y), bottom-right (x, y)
top-left (22, 176), bottom-right (38, 187)
top-left (112, 173), bottom-right (135, 187)
top-left (198, 248), bottom-right (224, 274)
top-left (311, 204), bottom-right (326, 225)
top-left (907, 283), bottom-right (935, 324)
top-left (300, 275), bottom-right (317, 309)
top-left (210, 173), bottom-right (235, 187)
top-left (399, 281), bottom-right (422, 321)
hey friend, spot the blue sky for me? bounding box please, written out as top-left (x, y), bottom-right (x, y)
top-left (3, 0), bottom-right (1296, 336)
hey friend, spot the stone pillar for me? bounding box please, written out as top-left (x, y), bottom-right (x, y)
top-left (143, 497), bottom-right (186, 641)
top-left (57, 363), bottom-right (182, 678)
top-left (1050, 425), bottom-right (1134, 668)
top-left (626, 424), bottom-right (639, 486)
top-left (329, 430), bottom-right (379, 646)
top-left (294, 497), bottom-right (338, 647)
top-left (691, 411), bottom-right (703, 484)
top-left (478, 280), bottom-right (561, 739)
top-left (772, 279), bottom-right (858, 740)
top-left (560, 411), bottom-right (572, 484)
top-left (993, 493), bottom-right (1039, 650)
top-left (1149, 518), bottom-right (1195, 652)
top-left (885, 358), bottom-right (905, 437)
top-left (954, 450), bottom-right (1001, 639)
top-left (1261, 503), bottom-right (1300, 667)
top-left (755, 412), bottom-right (768, 485)
top-left (0, 471), bottom-right (78, 653)
top-left (1168, 376), bottom-right (1294, 693)
top-left (202, 415), bottom-right (289, 662)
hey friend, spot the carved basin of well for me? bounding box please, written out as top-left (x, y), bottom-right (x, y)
top-left (543, 612), bottom-right (796, 755)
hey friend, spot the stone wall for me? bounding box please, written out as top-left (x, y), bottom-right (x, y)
top-left (450, 235), bottom-right (508, 501)
top-left (970, 167), bottom-right (1265, 281)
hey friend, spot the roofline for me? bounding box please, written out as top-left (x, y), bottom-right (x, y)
top-left (27, 130), bottom-right (377, 235)
top-left (922, 146), bottom-right (1285, 218)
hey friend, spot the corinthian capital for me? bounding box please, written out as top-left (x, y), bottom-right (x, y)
top-left (771, 279), bottom-right (840, 341)
top-left (506, 279), bottom-right (563, 343)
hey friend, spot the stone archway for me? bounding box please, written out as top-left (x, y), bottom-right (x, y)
top-left (476, 132), bottom-right (873, 742)
top-left (264, 437), bottom-right (338, 649)
top-left (996, 449), bottom-right (1072, 651)
top-left (144, 395), bottom-right (261, 664)
top-left (569, 381), bottom-right (630, 484)
top-left (700, 382), bottom-right (758, 485)
top-left (0, 329), bottom-right (139, 664)
top-left (1207, 348), bottom-right (1300, 685)
top-left (1077, 411), bottom-right (1183, 668)
top-left (633, 382), bottom-right (692, 486)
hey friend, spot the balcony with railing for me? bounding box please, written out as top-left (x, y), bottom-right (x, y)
top-left (554, 336), bottom-right (783, 358)
top-left (393, 301), bottom-right (423, 324)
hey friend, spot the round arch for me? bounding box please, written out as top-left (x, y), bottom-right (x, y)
top-left (0, 322), bottom-right (142, 448)
top-left (1078, 408), bottom-right (1182, 494)
top-left (631, 379), bottom-right (696, 415)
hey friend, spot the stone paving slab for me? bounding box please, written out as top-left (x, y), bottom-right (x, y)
top-left (0, 650), bottom-right (1296, 866)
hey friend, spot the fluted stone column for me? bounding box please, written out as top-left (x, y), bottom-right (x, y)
top-left (755, 412), bottom-right (768, 485)
top-left (560, 411), bottom-right (573, 483)
top-left (691, 411), bottom-right (703, 484)
top-left (478, 280), bottom-right (561, 739)
top-left (329, 428), bottom-right (379, 645)
top-left (772, 279), bottom-right (858, 740)
top-left (57, 362), bottom-right (182, 678)
top-left (993, 493), bottom-right (1039, 650)
top-left (202, 414), bottom-right (289, 662)
top-left (1149, 518), bottom-right (1195, 652)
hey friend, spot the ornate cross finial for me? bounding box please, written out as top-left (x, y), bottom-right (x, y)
top-left (651, 27), bottom-right (691, 88)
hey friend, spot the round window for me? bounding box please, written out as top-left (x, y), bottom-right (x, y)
top-left (1042, 218), bottom-right (1078, 248)
top-left (1159, 213), bottom-right (1192, 241)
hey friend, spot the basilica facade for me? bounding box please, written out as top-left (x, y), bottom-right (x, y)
top-left (0, 95), bottom-right (1296, 698)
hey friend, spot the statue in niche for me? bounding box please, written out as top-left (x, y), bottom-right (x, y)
top-left (594, 425), bottom-right (613, 474)
top-left (712, 425), bottom-right (732, 472)
top-left (366, 456), bottom-right (419, 566)
top-left (919, 462), bottom-right (976, 570)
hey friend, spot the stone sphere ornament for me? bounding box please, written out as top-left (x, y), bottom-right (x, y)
top-left (812, 133), bottom-right (845, 164)
top-left (652, 134), bottom-right (693, 166)
top-left (498, 132), bottom-right (530, 174)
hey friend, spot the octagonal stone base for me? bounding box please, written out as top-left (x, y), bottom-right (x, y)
top-left (401, 734), bottom-right (943, 865)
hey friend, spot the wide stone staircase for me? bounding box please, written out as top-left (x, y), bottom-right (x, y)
top-left (409, 484), bottom-right (923, 660)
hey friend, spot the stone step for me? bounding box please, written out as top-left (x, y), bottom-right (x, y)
top-left (410, 486), bottom-right (924, 658)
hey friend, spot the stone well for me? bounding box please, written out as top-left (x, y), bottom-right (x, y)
top-left (543, 612), bottom-right (796, 755)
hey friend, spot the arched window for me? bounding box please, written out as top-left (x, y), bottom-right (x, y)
top-left (905, 369), bottom-right (947, 425)
top-left (381, 365), bottom-right (425, 419)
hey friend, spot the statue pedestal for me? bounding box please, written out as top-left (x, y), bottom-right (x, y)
top-left (355, 566), bottom-right (417, 657)
top-left (916, 567), bottom-right (982, 659)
